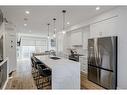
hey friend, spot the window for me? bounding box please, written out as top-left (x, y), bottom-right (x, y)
top-left (18, 37), bottom-right (48, 59)
top-left (21, 46), bottom-right (35, 59)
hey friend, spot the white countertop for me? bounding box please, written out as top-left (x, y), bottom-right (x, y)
top-left (0, 58), bottom-right (8, 66)
top-left (35, 55), bottom-right (80, 68)
top-left (35, 55), bottom-right (80, 89)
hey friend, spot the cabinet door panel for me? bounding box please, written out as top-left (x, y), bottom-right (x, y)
top-left (71, 31), bottom-right (82, 45)
top-left (79, 57), bottom-right (88, 73)
top-left (90, 17), bottom-right (118, 38)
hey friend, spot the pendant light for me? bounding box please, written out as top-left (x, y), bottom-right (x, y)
top-left (47, 23), bottom-right (50, 39)
top-left (62, 10), bottom-right (66, 34)
top-left (53, 18), bottom-right (56, 38)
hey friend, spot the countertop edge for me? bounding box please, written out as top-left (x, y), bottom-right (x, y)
top-left (0, 57), bottom-right (8, 66)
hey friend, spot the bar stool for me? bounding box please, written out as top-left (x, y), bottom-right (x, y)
top-left (31, 57), bottom-right (36, 77)
top-left (31, 57), bottom-right (42, 80)
top-left (36, 64), bottom-right (52, 89)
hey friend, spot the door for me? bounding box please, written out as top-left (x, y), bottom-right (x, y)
top-left (88, 38), bottom-right (100, 67)
top-left (100, 69), bottom-right (114, 89)
top-left (8, 34), bottom-right (16, 73)
top-left (88, 39), bottom-right (96, 66)
top-left (98, 37), bottom-right (117, 71)
top-left (88, 65), bottom-right (100, 85)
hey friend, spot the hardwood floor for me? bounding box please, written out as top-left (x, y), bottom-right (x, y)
top-left (5, 59), bottom-right (104, 90)
top-left (5, 59), bottom-right (37, 89)
top-left (81, 72), bottom-right (104, 89)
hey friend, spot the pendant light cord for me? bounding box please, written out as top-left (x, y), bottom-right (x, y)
top-left (47, 23), bottom-right (50, 37)
top-left (53, 18), bottom-right (56, 35)
top-left (62, 10), bottom-right (66, 31)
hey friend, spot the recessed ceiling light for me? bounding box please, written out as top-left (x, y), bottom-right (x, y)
top-left (62, 30), bottom-right (66, 34)
top-left (54, 28), bottom-right (56, 31)
top-left (29, 30), bottom-right (31, 32)
top-left (25, 11), bottom-right (30, 14)
top-left (53, 34), bottom-right (56, 38)
top-left (67, 22), bottom-right (70, 25)
top-left (24, 24), bottom-right (27, 26)
top-left (96, 7), bottom-right (100, 11)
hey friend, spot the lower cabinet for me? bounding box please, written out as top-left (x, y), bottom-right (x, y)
top-left (79, 56), bottom-right (88, 74)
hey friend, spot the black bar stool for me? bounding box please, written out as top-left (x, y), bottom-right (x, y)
top-left (31, 57), bottom-right (43, 80)
top-left (31, 57), bottom-right (36, 77)
top-left (36, 64), bottom-right (52, 89)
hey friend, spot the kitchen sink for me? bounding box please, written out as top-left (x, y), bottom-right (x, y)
top-left (50, 57), bottom-right (61, 60)
top-left (0, 60), bottom-right (3, 63)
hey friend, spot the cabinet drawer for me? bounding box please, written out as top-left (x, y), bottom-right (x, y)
top-left (82, 68), bottom-right (88, 73)
top-left (81, 64), bottom-right (87, 68)
top-left (81, 64), bottom-right (86, 68)
top-left (81, 62), bottom-right (88, 66)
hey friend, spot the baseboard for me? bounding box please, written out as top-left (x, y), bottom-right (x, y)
top-left (81, 71), bottom-right (87, 75)
top-left (2, 69), bottom-right (16, 90)
top-left (2, 77), bottom-right (8, 90)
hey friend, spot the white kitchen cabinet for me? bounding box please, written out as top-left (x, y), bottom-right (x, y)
top-left (82, 26), bottom-right (90, 50)
top-left (56, 33), bottom-right (65, 57)
top-left (79, 56), bottom-right (88, 74)
top-left (5, 32), bottom-right (16, 73)
top-left (90, 16), bottom-right (118, 38)
top-left (0, 22), bottom-right (17, 74)
top-left (71, 31), bottom-right (82, 45)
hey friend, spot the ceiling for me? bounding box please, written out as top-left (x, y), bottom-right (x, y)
top-left (0, 6), bottom-right (117, 36)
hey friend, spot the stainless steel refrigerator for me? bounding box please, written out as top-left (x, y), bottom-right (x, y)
top-left (88, 36), bottom-right (117, 89)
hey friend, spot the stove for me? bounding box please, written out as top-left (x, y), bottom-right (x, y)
top-left (69, 54), bottom-right (83, 62)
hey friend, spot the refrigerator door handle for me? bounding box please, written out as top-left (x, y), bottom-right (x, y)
top-left (94, 38), bottom-right (99, 66)
top-left (88, 55), bottom-right (91, 64)
top-left (98, 48), bottom-right (102, 67)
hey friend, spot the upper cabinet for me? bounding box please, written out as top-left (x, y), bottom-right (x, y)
top-left (71, 30), bottom-right (82, 46)
top-left (0, 34), bottom-right (3, 61)
top-left (90, 16), bottom-right (118, 38)
top-left (0, 9), bottom-right (3, 27)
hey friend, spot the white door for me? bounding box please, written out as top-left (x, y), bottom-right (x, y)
top-left (8, 35), bottom-right (16, 73)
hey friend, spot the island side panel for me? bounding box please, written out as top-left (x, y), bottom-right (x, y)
top-left (35, 55), bottom-right (80, 89)
top-left (52, 62), bottom-right (80, 89)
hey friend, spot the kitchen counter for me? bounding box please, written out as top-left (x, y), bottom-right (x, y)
top-left (35, 55), bottom-right (80, 89)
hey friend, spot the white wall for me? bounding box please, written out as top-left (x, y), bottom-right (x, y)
top-left (115, 7), bottom-right (127, 89)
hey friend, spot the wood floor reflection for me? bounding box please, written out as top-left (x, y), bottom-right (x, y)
top-left (81, 72), bottom-right (104, 89)
top-left (5, 59), bottom-right (37, 89)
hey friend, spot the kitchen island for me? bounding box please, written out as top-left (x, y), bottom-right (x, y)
top-left (35, 55), bottom-right (80, 89)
